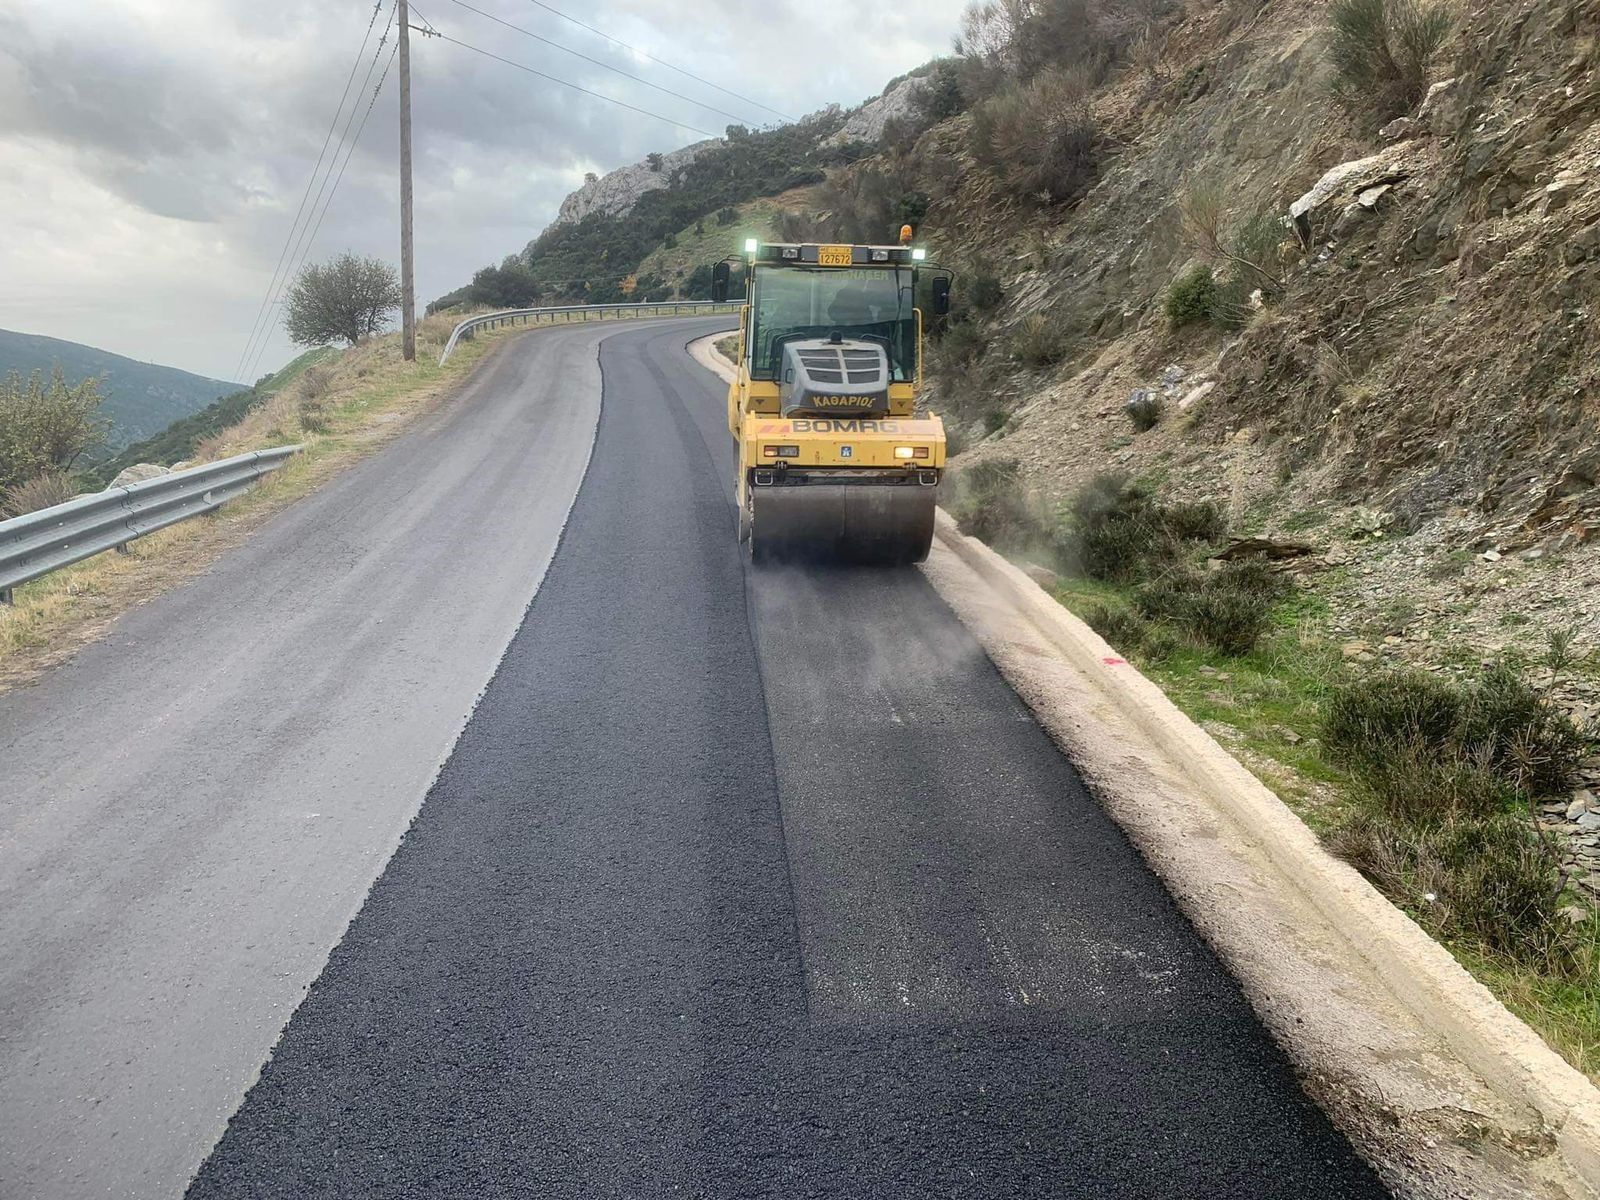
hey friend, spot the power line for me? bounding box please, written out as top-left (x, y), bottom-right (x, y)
top-left (439, 0), bottom-right (760, 127)
top-left (419, 26), bottom-right (723, 138)
top-left (294, 52), bottom-right (401, 304)
top-left (520, 0), bottom-right (793, 123)
top-left (243, 11), bottom-right (399, 383)
top-left (233, 0), bottom-right (388, 384)
top-left (244, 48), bottom-right (397, 382)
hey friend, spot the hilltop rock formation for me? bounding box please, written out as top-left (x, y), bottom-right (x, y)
top-left (823, 76), bottom-right (928, 146)
top-left (552, 139), bottom-right (721, 228)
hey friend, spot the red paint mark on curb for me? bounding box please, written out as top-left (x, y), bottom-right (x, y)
top-left (1103, 656), bottom-right (1127, 666)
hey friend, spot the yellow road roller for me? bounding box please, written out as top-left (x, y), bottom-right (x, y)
top-left (711, 231), bottom-right (951, 565)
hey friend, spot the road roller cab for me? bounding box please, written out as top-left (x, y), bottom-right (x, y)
top-left (713, 234), bottom-right (950, 564)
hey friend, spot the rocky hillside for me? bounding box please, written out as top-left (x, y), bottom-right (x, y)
top-left (867, 0), bottom-right (1599, 656)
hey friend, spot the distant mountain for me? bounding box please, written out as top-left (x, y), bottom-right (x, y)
top-left (0, 328), bottom-right (239, 453)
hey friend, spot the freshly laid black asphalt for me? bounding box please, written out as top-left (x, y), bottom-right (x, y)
top-left (187, 321), bottom-right (1387, 1198)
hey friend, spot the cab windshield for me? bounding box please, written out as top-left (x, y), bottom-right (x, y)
top-left (748, 265), bottom-right (916, 382)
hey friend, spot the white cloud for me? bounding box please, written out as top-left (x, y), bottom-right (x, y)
top-left (0, 0), bottom-right (964, 381)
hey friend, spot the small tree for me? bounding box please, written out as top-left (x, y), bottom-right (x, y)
top-left (284, 252), bottom-right (402, 347)
top-left (0, 367), bottom-right (107, 495)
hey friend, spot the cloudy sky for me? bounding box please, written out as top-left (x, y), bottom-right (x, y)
top-left (0, 0), bottom-right (966, 383)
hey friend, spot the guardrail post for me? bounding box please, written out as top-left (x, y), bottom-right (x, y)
top-left (0, 587), bottom-right (13, 606)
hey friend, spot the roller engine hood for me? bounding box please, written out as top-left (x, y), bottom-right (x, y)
top-left (779, 338), bottom-right (890, 418)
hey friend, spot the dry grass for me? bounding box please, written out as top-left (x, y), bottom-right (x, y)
top-left (0, 312), bottom-right (516, 690)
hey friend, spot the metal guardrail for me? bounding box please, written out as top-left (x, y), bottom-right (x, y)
top-left (438, 300), bottom-right (740, 366)
top-left (0, 447), bottom-right (301, 602)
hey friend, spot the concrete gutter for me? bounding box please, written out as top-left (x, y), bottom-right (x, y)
top-left (688, 329), bottom-right (1600, 1196)
top-left (923, 514), bottom-right (1600, 1200)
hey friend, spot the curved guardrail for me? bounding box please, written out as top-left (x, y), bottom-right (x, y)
top-left (438, 300), bottom-right (740, 366)
top-left (0, 447), bottom-right (301, 602)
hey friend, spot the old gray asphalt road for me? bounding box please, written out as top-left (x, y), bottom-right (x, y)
top-left (0, 319), bottom-right (687, 1198)
top-left (186, 320), bottom-right (1386, 1198)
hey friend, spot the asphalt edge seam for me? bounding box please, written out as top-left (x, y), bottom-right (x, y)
top-left (181, 327), bottom-right (610, 1194)
top-left (674, 329), bottom-right (820, 1026)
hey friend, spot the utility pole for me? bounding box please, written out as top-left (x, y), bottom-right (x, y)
top-left (398, 0), bottom-right (416, 362)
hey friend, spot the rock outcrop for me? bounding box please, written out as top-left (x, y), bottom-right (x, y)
top-left (106, 463), bottom-right (171, 489)
top-left (823, 76), bottom-right (928, 147)
top-left (550, 139), bottom-right (721, 229)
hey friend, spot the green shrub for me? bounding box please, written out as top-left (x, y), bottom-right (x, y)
top-left (968, 68), bottom-right (1099, 206)
top-left (951, 458), bottom-right (1036, 548)
top-left (1329, 0), bottom-right (1454, 126)
top-left (1126, 391), bottom-right (1164, 432)
top-left (1329, 812), bottom-right (1567, 964)
top-left (1011, 312), bottom-right (1068, 367)
top-left (1134, 562), bottom-right (1285, 656)
top-left (1461, 664), bottom-right (1593, 796)
top-left (1353, 742), bottom-right (1519, 826)
top-left (1184, 588), bottom-right (1274, 655)
top-left (1165, 266), bottom-right (1217, 327)
top-left (1323, 670), bottom-right (1465, 765)
top-left (0, 367), bottom-right (107, 493)
top-left (1082, 602), bottom-right (1148, 652)
top-left (1215, 556), bottom-right (1293, 601)
top-left (1161, 501), bottom-right (1228, 544)
top-left (1323, 665), bottom-right (1592, 794)
top-left (1065, 474), bottom-right (1225, 582)
top-left (968, 272), bottom-right (1005, 312)
top-left (1432, 816), bottom-right (1568, 960)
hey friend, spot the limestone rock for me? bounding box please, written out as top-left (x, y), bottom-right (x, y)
top-left (1289, 143), bottom-right (1420, 227)
top-left (551, 139), bottom-right (720, 229)
top-left (107, 464), bottom-right (171, 490)
top-left (1417, 77), bottom-right (1461, 129)
top-left (1543, 177), bottom-right (1580, 215)
top-left (1023, 562), bottom-right (1062, 590)
top-left (823, 76), bottom-right (929, 148)
top-left (1380, 116), bottom-right (1417, 142)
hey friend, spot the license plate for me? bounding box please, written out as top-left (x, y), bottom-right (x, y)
top-left (817, 245), bottom-right (853, 267)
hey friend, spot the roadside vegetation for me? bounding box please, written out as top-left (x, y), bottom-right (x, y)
top-left (86, 348), bottom-right (332, 487)
top-left (0, 367), bottom-right (107, 510)
top-left (954, 470), bottom-right (1600, 1080)
top-left (1328, 0), bottom-right (1454, 126)
top-left (0, 313), bottom-right (512, 687)
top-left (285, 252), bottom-right (403, 348)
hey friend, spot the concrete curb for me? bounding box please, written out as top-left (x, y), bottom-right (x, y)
top-left (923, 512), bottom-right (1600, 1199)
